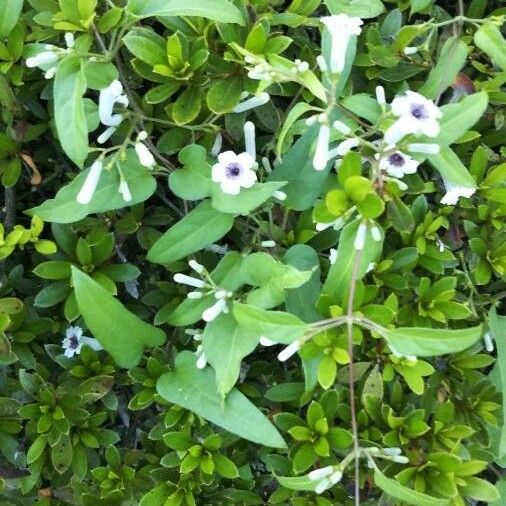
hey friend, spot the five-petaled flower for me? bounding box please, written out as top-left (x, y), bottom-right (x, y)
top-left (61, 326), bottom-right (102, 358)
top-left (212, 151), bottom-right (257, 195)
top-left (385, 91), bottom-right (442, 144)
top-left (378, 149), bottom-right (419, 178)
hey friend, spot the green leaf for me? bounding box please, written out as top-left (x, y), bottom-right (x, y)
top-left (380, 325), bottom-right (483, 357)
top-left (489, 309), bottom-right (506, 462)
top-left (418, 37), bottom-right (468, 99)
top-left (28, 150), bottom-right (157, 223)
top-left (51, 434), bottom-right (73, 474)
top-left (157, 351), bottom-right (286, 448)
top-left (276, 102), bottom-right (320, 158)
top-left (211, 181), bottom-right (286, 215)
top-left (126, 0), bottom-right (245, 25)
top-left (123, 28), bottom-right (166, 66)
top-left (202, 314), bottom-right (259, 397)
top-left (207, 78), bottom-right (243, 114)
top-left (322, 219), bottom-right (383, 304)
top-left (276, 473), bottom-right (318, 492)
top-left (72, 267), bottom-right (166, 368)
top-left (54, 57), bottom-right (88, 168)
top-left (269, 126), bottom-right (331, 210)
top-left (168, 144), bottom-right (212, 201)
top-left (474, 24), bottom-right (506, 72)
top-left (427, 147), bottom-right (476, 189)
top-left (0, 0), bottom-right (23, 38)
top-left (374, 467), bottom-right (449, 506)
top-left (147, 201), bottom-right (234, 265)
top-left (324, 0), bottom-right (385, 18)
top-left (410, 0), bottom-right (432, 14)
top-left (233, 303), bottom-right (307, 344)
top-left (172, 86), bottom-right (201, 125)
top-left (462, 476), bottom-right (500, 503)
top-left (430, 92), bottom-right (488, 148)
top-left (284, 245), bottom-right (322, 323)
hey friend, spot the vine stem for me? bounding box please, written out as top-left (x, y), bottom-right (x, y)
top-left (346, 247), bottom-right (363, 506)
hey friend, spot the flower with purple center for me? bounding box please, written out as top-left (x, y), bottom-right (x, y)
top-left (385, 91), bottom-right (442, 144)
top-left (212, 151), bottom-right (257, 195)
top-left (378, 149), bottom-right (419, 178)
top-left (61, 326), bottom-right (103, 358)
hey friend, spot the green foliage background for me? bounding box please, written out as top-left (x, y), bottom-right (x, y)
top-left (0, 0), bottom-right (505, 504)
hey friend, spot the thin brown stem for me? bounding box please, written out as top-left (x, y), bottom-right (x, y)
top-left (346, 247), bottom-right (363, 506)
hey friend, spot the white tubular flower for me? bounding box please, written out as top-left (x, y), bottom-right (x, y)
top-left (294, 59), bottom-right (309, 73)
top-left (404, 46), bottom-right (418, 55)
top-left (385, 91), bottom-right (442, 144)
top-left (273, 190), bottom-right (287, 201)
top-left (329, 248), bottom-right (337, 265)
top-left (371, 225), bottom-right (382, 242)
top-left (375, 85), bottom-right (386, 106)
top-left (202, 299), bottom-right (227, 322)
top-left (243, 121), bottom-right (256, 158)
top-left (316, 55), bottom-right (328, 72)
top-left (436, 237), bottom-right (445, 252)
top-left (173, 273), bottom-right (205, 288)
top-left (313, 123), bottom-right (330, 171)
top-left (261, 240), bottom-right (276, 248)
top-left (119, 180), bottom-right (132, 202)
top-left (314, 478), bottom-right (333, 495)
top-left (407, 143), bottom-right (440, 154)
top-left (26, 50), bottom-right (58, 68)
top-left (64, 32), bottom-right (75, 49)
top-left (354, 222), bottom-right (367, 251)
top-left (259, 336), bottom-right (277, 346)
top-left (382, 447), bottom-right (402, 456)
top-left (214, 290), bottom-right (228, 299)
top-left (212, 151), bottom-right (257, 195)
top-left (233, 92), bottom-right (270, 113)
top-left (278, 340), bottom-right (301, 362)
top-left (62, 326), bottom-right (102, 358)
top-left (321, 14), bottom-right (363, 74)
top-left (440, 181), bottom-right (476, 205)
top-left (44, 66), bottom-right (57, 80)
top-left (333, 120), bottom-right (351, 135)
top-left (309, 466), bottom-right (335, 481)
top-left (483, 331), bottom-right (494, 353)
top-left (211, 132), bottom-right (223, 156)
top-left (336, 137), bottom-right (360, 156)
top-left (195, 345), bottom-right (207, 369)
top-left (99, 79), bottom-right (129, 127)
top-left (329, 470), bottom-right (343, 485)
top-left (97, 126), bottom-right (117, 145)
top-left (189, 260), bottom-right (205, 274)
top-left (316, 217), bottom-right (345, 232)
top-left (135, 142), bottom-right (156, 168)
top-left (187, 291), bottom-right (203, 299)
top-left (378, 150), bottom-right (419, 178)
top-left (76, 159), bottom-right (104, 205)
top-left (391, 455), bottom-right (410, 464)
top-left (207, 243), bottom-right (228, 255)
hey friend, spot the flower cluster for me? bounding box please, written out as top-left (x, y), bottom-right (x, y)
top-left (173, 260), bottom-right (234, 324)
top-left (25, 33), bottom-right (75, 79)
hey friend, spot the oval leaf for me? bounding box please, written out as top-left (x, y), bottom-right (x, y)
top-left (381, 325), bottom-right (483, 357)
top-left (157, 351), bottom-right (286, 448)
top-left (72, 267), bottom-right (166, 368)
top-left (147, 201), bottom-right (235, 265)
